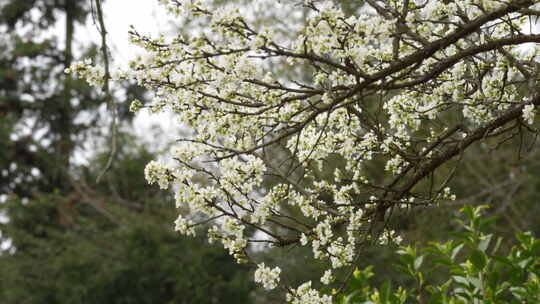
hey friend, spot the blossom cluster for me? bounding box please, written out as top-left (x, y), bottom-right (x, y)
top-left (65, 59), bottom-right (105, 88)
top-left (254, 263), bottom-right (281, 290)
top-left (286, 281), bottom-right (333, 304)
top-left (69, 0), bottom-right (540, 302)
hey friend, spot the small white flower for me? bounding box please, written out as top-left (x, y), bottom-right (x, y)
top-left (174, 216), bottom-right (196, 236)
top-left (254, 263), bottom-right (281, 290)
top-left (523, 104), bottom-right (536, 125)
top-left (286, 281), bottom-right (333, 304)
top-left (320, 270), bottom-right (333, 285)
top-left (144, 161), bottom-right (170, 189)
top-left (129, 99), bottom-right (143, 113)
top-left (300, 233), bottom-right (309, 246)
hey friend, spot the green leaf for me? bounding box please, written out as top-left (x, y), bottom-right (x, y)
top-left (414, 255), bottom-right (424, 271)
top-left (479, 216), bottom-right (499, 231)
top-left (353, 267), bottom-right (362, 280)
top-left (491, 236), bottom-right (503, 255)
top-left (352, 266), bottom-right (374, 287)
top-left (380, 281), bottom-right (392, 303)
top-left (451, 243), bottom-right (465, 261)
top-left (460, 205), bottom-right (474, 220)
top-left (510, 286), bottom-right (526, 300)
top-left (478, 234), bottom-right (492, 252)
top-left (531, 241), bottom-right (540, 256)
top-left (516, 232), bottom-right (533, 249)
top-left (341, 290), bottom-right (360, 304)
top-left (518, 257), bottom-right (533, 269)
top-left (468, 277), bottom-right (482, 290)
top-left (470, 250), bottom-right (487, 270)
top-left (453, 276), bottom-right (471, 288)
top-left (431, 257), bottom-right (453, 267)
top-left (492, 255), bottom-right (513, 266)
top-left (495, 282), bottom-right (511, 296)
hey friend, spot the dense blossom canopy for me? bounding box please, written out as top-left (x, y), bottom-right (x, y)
top-left (69, 0), bottom-right (540, 302)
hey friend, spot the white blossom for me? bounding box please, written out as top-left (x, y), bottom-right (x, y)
top-left (320, 269), bottom-right (334, 285)
top-left (254, 263), bottom-right (281, 290)
top-left (523, 104), bottom-right (536, 125)
top-left (129, 99), bottom-right (143, 113)
top-left (286, 281), bottom-right (332, 304)
top-left (69, 0), bottom-right (540, 301)
top-left (174, 215), bottom-right (196, 236)
top-left (144, 161), bottom-right (170, 190)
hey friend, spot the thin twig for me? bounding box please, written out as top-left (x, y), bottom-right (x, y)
top-left (93, 0), bottom-right (117, 184)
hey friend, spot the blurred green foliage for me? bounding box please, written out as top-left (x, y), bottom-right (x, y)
top-left (336, 205), bottom-right (540, 304)
top-left (0, 144), bottom-right (254, 304)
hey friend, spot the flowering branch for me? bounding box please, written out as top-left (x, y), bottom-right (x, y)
top-left (69, 0), bottom-right (540, 302)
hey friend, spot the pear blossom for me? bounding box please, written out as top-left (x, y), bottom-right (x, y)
top-left (523, 104), bottom-right (536, 125)
top-left (254, 263), bottom-right (281, 290)
top-left (69, 0), bottom-right (540, 302)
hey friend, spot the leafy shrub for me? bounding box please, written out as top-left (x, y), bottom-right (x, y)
top-left (337, 205), bottom-right (540, 304)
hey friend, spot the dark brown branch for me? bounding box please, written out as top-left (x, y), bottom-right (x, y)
top-left (94, 0), bottom-right (117, 184)
top-left (375, 94), bottom-right (540, 219)
top-left (384, 34), bottom-right (540, 90)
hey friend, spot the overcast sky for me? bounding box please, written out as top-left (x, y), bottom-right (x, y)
top-left (1, 2), bottom-right (175, 249)
top-left (80, 1), bottom-right (178, 153)
top-left (90, 1), bottom-right (167, 65)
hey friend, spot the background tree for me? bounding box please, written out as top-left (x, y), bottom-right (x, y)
top-left (0, 1), bottom-right (255, 303)
top-left (0, 139), bottom-right (254, 304)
